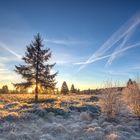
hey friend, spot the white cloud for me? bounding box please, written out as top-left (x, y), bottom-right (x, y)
top-left (0, 68), bottom-right (9, 73)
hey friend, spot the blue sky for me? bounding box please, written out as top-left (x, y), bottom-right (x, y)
top-left (0, 0), bottom-right (140, 89)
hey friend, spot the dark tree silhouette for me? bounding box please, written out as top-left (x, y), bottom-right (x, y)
top-left (14, 33), bottom-right (57, 101)
top-left (127, 78), bottom-right (133, 87)
top-left (61, 81), bottom-right (69, 94)
top-left (70, 84), bottom-right (76, 93)
top-left (1, 85), bottom-right (9, 93)
top-left (127, 78), bottom-right (138, 88)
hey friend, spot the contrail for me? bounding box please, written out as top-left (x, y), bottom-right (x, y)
top-left (75, 42), bottom-right (140, 66)
top-left (78, 12), bottom-right (140, 71)
top-left (106, 27), bottom-right (135, 66)
top-left (0, 42), bottom-right (22, 59)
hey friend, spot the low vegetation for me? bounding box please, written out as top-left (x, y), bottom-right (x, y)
top-left (99, 81), bottom-right (121, 121)
top-left (0, 86), bottom-right (140, 140)
top-left (123, 79), bottom-right (140, 120)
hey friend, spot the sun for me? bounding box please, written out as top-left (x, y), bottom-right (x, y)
top-left (27, 85), bottom-right (36, 93)
top-left (27, 88), bottom-right (34, 93)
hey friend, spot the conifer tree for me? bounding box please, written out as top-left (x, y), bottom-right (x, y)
top-left (14, 33), bottom-right (57, 101)
top-left (70, 84), bottom-right (76, 93)
top-left (61, 81), bottom-right (69, 94)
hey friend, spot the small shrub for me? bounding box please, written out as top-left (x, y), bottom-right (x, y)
top-left (123, 80), bottom-right (140, 119)
top-left (100, 81), bottom-right (121, 120)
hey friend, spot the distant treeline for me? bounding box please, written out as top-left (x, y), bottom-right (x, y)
top-left (81, 87), bottom-right (124, 95)
top-left (0, 79), bottom-right (135, 95)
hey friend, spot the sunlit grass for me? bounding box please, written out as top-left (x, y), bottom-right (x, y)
top-left (0, 93), bottom-right (100, 121)
top-left (0, 93), bottom-right (92, 104)
top-left (0, 104), bottom-right (4, 109)
top-left (0, 93), bottom-right (50, 103)
top-left (0, 110), bottom-right (19, 118)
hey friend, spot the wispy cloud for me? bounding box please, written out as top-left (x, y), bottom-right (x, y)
top-left (0, 41), bottom-right (22, 59)
top-left (0, 41), bottom-right (22, 87)
top-left (130, 66), bottom-right (140, 70)
top-left (108, 70), bottom-right (130, 76)
top-left (77, 12), bottom-right (140, 71)
top-left (0, 68), bottom-right (9, 72)
top-left (44, 38), bottom-right (90, 46)
top-left (0, 62), bottom-right (20, 86)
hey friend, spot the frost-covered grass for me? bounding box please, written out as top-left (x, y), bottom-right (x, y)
top-left (0, 93), bottom-right (140, 140)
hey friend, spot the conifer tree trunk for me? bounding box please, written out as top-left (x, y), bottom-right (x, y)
top-left (35, 83), bottom-right (38, 102)
top-left (35, 45), bottom-right (39, 102)
top-left (35, 66), bottom-right (38, 101)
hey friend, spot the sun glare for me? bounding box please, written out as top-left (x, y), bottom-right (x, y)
top-left (28, 88), bottom-right (33, 93)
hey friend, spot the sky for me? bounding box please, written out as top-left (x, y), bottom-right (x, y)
top-left (0, 0), bottom-right (140, 90)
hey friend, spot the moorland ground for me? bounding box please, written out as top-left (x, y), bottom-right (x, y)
top-left (0, 92), bottom-right (140, 140)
